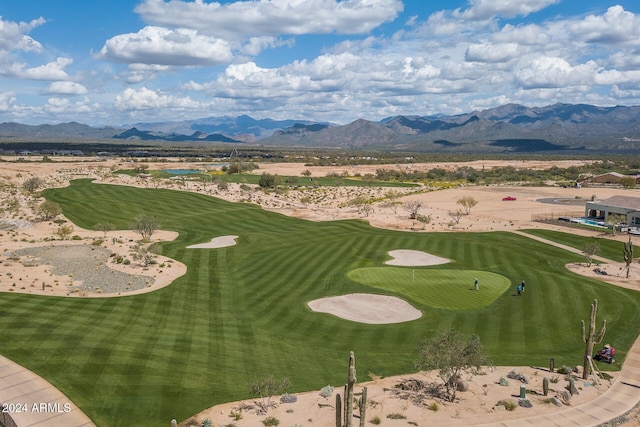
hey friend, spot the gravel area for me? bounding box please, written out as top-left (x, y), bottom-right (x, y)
top-left (11, 245), bottom-right (154, 294)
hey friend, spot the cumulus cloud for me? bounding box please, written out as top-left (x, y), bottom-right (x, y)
top-left (114, 86), bottom-right (203, 111)
top-left (4, 57), bottom-right (73, 80)
top-left (465, 43), bottom-right (522, 63)
top-left (97, 26), bottom-right (233, 66)
top-left (515, 57), bottom-right (599, 89)
top-left (569, 6), bottom-right (640, 47)
top-left (0, 16), bottom-right (45, 53)
top-left (0, 92), bottom-right (16, 112)
top-left (135, 0), bottom-right (403, 38)
top-left (45, 81), bottom-right (88, 95)
top-left (455, 0), bottom-right (560, 20)
top-left (44, 97), bottom-right (93, 114)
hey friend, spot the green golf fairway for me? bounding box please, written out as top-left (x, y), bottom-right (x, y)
top-left (0, 179), bottom-right (637, 426)
top-left (347, 268), bottom-right (510, 310)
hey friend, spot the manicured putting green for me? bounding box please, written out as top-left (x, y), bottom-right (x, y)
top-left (347, 267), bottom-right (510, 310)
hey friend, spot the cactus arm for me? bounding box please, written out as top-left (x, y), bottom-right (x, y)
top-left (581, 320), bottom-right (586, 343)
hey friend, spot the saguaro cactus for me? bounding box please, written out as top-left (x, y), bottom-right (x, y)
top-left (624, 236), bottom-right (634, 278)
top-left (359, 386), bottom-right (367, 427)
top-left (581, 299), bottom-right (607, 379)
top-left (542, 377), bottom-right (549, 396)
top-left (345, 351), bottom-right (356, 427)
top-left (336, 393), bottom-right (342, 427)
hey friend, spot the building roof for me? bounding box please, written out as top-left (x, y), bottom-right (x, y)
top-left (594, 172), bottom-right (626, 178)
top-left (590, 195), bottom-right (640, 210)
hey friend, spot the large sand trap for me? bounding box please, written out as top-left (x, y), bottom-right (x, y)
top-left (186, 235), bottom-right (238, 249)
top-left (307, 293), bottom-right (422, 324)
top-left (385, 249), bottom-right (450, 266)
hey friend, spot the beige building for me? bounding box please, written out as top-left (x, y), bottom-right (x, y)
top-left (585, 195), bottom-right (640, 225)
top-left (588, 172), bottom-right (640, 185)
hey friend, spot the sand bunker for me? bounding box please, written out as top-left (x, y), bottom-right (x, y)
top-left (385, 249), bottom-right (450, 266)
top-left (187, 235), bottom-right (238, 249)
top-left (307, 293), bottom-right (422, 324)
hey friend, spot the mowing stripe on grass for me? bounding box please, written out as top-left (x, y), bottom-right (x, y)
top-left (0, 179), bottom-right (633, 426)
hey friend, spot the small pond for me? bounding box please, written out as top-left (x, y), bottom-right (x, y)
top-left (163, 169), bottom-right (202, 175)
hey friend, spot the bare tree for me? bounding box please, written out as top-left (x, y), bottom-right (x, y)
top-left (403, 201), bottom-right (422, 219)
top-left (38, 200), bottom-right (62, 221)
top-left (448, 209), bottom-right (465, 225)
top-left (605, 214), bottom-right (626, 235)
top-left (95, 222), bottom-right (115, 238)
top-left (416, 329), bottom-right (491, 402)
top-left (22, 177), bottom-right (44, 195)
top-left (457, 196), bottom-right (478, 215)
top-left (583, 241), bottom-right (599, 267)
top-left (247, 374), bottom-right (291, 414)
top-left (130, 214), bottom-right (160, 242)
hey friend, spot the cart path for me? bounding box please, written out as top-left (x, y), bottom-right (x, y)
top-left (0, 354), bottom-right (95, 427)
top-left (510, 230), bottom-right (614, 264)
top-left (476, 333), bottom-right (640, 427)
top-left (476, 230), bottom-right (640, 426)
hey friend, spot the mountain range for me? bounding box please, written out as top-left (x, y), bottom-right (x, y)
top-left (2, 103), bottom-right (640, 153)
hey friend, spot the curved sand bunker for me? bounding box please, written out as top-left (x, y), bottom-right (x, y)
top-left (187, 235), bottom-right (238, 249)
top-left (385, 249), bottom-right (450, 266)
top-left (308, 293), bottom-right (422, 324)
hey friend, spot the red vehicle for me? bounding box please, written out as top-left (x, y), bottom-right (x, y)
top-left (594, 344), bottom-right (615, 364)
top-left (502, 196), bottom-right (517, 201)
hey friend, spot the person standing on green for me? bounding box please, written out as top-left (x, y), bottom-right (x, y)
top-left (474, 278), bottom-right (479, 291)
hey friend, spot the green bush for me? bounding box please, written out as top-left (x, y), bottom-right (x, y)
top-left (370, 415), bottom-right (381, 425)
top-left (262, 416), bottom-right (279, 426)
top-left (387, 412), bottom-right (407, 419)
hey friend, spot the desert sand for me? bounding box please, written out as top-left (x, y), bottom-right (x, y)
top-left (0, 156), bottom-right (638, 426)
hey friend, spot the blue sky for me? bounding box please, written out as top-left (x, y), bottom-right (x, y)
top-left (1, 0), bottom-right (639, 126)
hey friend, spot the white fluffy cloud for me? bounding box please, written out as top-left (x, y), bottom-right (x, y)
top-left (45, 81), bottom-right (88, 95)
top-left (114, 87), bottom-right (204, 111)
top-left (135, 0), bottom-right (403, 38)
top-left (97, 26), bottom-right (233, 66)
top-left (456, 0), bottom-right (560, 20)
top-left (4, 57), bottom-right (73, 81)
top-left (465, 43), bottom-right (522, 63)
top-left (0, 16), bottom-right (45, 53)
top-left (515, 57), bottom-right (600, 89)
top-left (0, 92), bottom-right (16, 112)
top-left (569, 5), bottom-right (640, 47)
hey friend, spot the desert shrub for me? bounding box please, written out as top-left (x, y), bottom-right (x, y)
top-left (200, 419), bottom-right (213, 427)
top-left (91, 239), bottom-right (104, 246)
top-left (499, 376), bottom-right (509, 386)
top-left (550, 375), bottom-right (560, 383)
top-left (370, 415), bottom-right (381, 425)
top-left (319, 385), bottom-right (334, 398)
top-left (428, 401), bottom-right (440, 412)
top-left (262, 416), bottom-right (280, 426)
top-left (185, 419), bottom-right (199, 427)
top-left (280, 393), bottom-right (297, 403)
top-left (387, 412), bottom-right (407, 419)
top-left (229, 410), bottom-right (242, 420)
top-left (122, 258), bottom-right (131, 265)
top-left (71, 235), bottom-right (82, 240)
top-left (503, 400), bottom-right (517, 411)
top-left (557, 365), bottom-right (573, 375)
